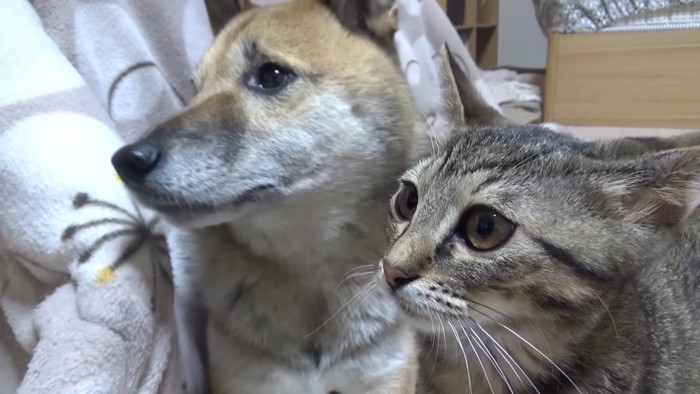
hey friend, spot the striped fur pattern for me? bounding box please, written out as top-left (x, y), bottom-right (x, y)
top-left (379, 48), bottom-right (700, 393)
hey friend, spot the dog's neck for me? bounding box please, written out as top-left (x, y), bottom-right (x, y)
top-left (199, 182), bottom-right (401, 367)
top-left (226, 184), bottom-right (391, 280)
top-left (196, 119), bottom-right (425, 367)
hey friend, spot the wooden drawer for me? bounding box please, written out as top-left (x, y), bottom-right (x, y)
top-left (543, 29), bottom-right (700, 129)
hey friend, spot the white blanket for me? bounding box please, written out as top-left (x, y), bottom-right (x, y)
top-left (0, 0), bottom-right (500, 392)
top-left (0, 0), bottom-right (213, 392)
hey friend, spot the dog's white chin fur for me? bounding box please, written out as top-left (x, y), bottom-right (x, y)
top-left (154, 172), bottom-right (331, 230)
top-left (160, 207), bottom-right (252, 230)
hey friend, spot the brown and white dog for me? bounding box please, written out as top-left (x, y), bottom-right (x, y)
top-left (110, 0), bottom-right (504, 392)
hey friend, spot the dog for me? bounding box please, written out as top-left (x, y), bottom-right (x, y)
top-left (111, 0), bottom-right (504, 392)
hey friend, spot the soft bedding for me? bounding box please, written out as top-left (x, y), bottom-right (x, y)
top-left (0, 0), bottom-right (501, 392)
top-left (532, 0), bottom-right (700, 34)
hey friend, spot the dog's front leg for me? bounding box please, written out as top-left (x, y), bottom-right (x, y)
top-left (169, 229), bottom-right (211, 394)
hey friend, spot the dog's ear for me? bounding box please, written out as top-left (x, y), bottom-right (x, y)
top-left (204, 0), bottom-right (244, 35)
top-left (438, 44), bottom-right (511, 135)
top-left (320, 0), bottom-right (398, 48)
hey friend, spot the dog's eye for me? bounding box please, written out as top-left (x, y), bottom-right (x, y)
top-left (457, 205), bottom-right (515, 251)
top-left (248, 62), bottom-right (295, 92)
top-left (394, 182), bottom-right (419, 221)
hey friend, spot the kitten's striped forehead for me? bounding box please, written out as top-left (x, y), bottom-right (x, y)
top-left (402, 157), bottom-right (433, 182)
top-left (418, 124), bottom-right (594, 184)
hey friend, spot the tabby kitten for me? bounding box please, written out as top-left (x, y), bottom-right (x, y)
top-left (378, 48), bottom-right (700, 393)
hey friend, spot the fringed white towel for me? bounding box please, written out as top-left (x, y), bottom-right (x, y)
top-left (0, 0), bottom-right (213, 392)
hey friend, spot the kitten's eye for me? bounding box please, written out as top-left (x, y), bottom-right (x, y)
top-left (247, 62), bottom-right (295, 91)
top-left (394, 182), bottom-right (419, 220)
top-left (457, 205), bottom-right (515, 251)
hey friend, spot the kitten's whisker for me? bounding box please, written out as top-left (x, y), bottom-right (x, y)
top-left (463, 327), bottom-right (495, 394)
top-left (525, 311), bottom-right (554, 358)
top-left (594, 292), bottom-right (619, 338)
top-left (475, 322), bottom-right (541, 394)
top-left (448, 324), bottom-right (462, 375)
top-left (437, 314), bottom-right (449, 364)
top-left (469, 306), bottom-right (583, 394)
top-left (432, 312), bottom-right (441, 374)
top-left (447, 321), bottom-right (473, 394)
top-left (470, 327), bottom-right (514, 394)
top-left (334, 270), bottom-right (376, 292)
top-left (305, 282), bottom-right (375, 337)
top-left (424, 304), bottom-right (438, 363)
top-left (465, 297), bottom-right (513, 320)
top-left (484, 333), bottom-right (528, 388)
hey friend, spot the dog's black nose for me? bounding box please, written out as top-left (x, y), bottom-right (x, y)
top-left (111, 142), bottom-right (160, 186)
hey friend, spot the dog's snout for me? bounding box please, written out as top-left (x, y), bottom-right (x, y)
top-left (111, 142), bottom-right (161, 186)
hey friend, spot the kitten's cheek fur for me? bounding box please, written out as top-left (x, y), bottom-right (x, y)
top-left (380, 282), bottom-right (437, 333)
top-left (404, 313), bottom-right (442, 334)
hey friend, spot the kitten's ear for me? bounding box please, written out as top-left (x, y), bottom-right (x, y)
top-left (320, 0), bottom-right (398, 48)
top-left (602, 148), bottom-right (700, 227)
top-left (438, 44), bottom-right (511, 133)
top-left (591, 130), bottom-right (700, 159)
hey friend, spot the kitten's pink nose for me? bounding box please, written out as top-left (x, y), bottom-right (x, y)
top-left (383, 260), bottom-right (419, 290)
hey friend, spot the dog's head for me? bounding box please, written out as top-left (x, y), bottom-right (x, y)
top-left (111, 0), bottom-right (426, 228)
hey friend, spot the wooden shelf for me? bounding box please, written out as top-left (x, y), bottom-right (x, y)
top-left (438, 0), bottom-right (500, 69)
top-left (457, 23), bottom-right (498, 29)
top-left (476, 0), bottom-right (499, 26)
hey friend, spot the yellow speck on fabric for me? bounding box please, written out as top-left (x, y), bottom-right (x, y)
top-left (96, 266), bottom-right (115, 284)
top-left (113, 172), bottom-right (121, 182)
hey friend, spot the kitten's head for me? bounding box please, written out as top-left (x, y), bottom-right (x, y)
top-left (380, 46), bottom-right (700, 332)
